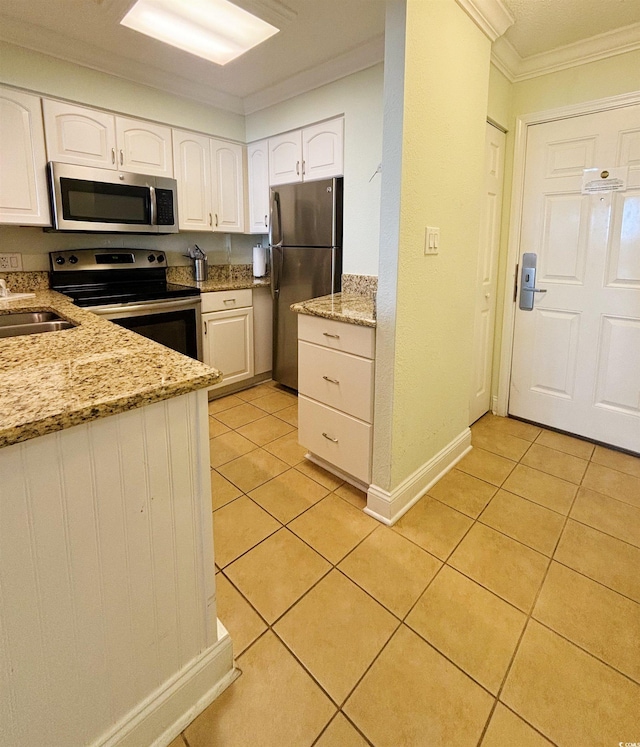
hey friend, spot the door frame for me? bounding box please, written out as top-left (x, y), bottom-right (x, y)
top-left (495, 89), bottom-right (640, 417)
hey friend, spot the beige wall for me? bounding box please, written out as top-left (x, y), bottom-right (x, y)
top-left (373, 0), bottom-right (491, 490)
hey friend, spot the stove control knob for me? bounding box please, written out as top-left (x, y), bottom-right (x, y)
top-left (55, 256), bottom-right (66, 265)
top-left (148, 254), bottom-right (156, 263)
top-left (68, 255), bottom-right (78, 264)
top-left (156, 254), bottom-right (165, 263)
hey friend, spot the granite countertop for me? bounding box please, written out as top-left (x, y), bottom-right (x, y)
top-left (0, 291), bottom-right (221, 449)
top-left (291, 293), bottom-right (376, 328)
top-left (178, 277), bottom-right (271, 292)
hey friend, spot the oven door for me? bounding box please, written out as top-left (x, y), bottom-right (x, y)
top-left (92, 298), bottom-right (202, 360)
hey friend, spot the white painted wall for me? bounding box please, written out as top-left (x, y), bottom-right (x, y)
top-left (245, 65), bottom-right (384, 277)
top-left (0, 226), bottom-right (259, 271)
top-left (0, 41), bottom-right (245, 141)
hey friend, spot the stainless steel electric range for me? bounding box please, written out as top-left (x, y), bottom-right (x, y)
top-left (50, 249), bottom-right (202, 360)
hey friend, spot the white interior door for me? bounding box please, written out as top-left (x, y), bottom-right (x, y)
top-left (509, 104), bottom-right (640, 453)
top-left (470, 122), bottom-right (506, 424)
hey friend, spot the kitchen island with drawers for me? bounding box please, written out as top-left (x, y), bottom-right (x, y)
top-left (292, 292), bottom-right (376, 493)
top-left (0, 291), bottom-right (235, 747)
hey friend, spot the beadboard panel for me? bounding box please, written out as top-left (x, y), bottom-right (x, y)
top-left (0, 391), bottom-right (218, 746)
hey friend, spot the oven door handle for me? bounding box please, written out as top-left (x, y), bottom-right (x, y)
top-left (90, 297), bottom-right (201, 317)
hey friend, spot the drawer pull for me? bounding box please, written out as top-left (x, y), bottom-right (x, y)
top-left (323, 332), bottom-right (340, 339)
top-left (322, 432), bottom-right (339, 443)
top-left (223, 298), bottom-right (236, 304)
top-left (322, 376), bottom-right (340, 384)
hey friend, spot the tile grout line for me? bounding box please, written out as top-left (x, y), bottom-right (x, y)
top-left (473, 437), bottom-right (587, 747)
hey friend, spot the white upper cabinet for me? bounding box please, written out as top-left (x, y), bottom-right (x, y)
top-left (268, 118), bottom-right (344, 186)
top-left (0, 87), bottom-right (50, 226)
top-left (302, 118), bottom-right (344, 182)
top-left (247, 140), bottom-right (270, 234)
top-left (43, 100), bottom-right (173, 176)
top-left (115, 116), bottom-right (173, 177)
top-left (43, 99), bottom-right (117, 169)
top-left (269, 130), bottom-right (303, 185)
top-left (210, 139), bottom-right (245, 233)
top-left (172, 130), bottom-right (212, 232)
top-left (173, 129), bottom-right (246, 233)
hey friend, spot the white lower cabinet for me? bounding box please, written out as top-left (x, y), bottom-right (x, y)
top-left (297, 314), bottom-right (375, 486)
top-left (202, 290), bottom-right (254, 389)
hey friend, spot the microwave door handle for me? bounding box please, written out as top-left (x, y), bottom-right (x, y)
top-left (149, 186), bottom-right (157, 227)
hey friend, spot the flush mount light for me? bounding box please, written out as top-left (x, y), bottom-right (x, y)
top-left (120, 0), bottom-right (279, 65)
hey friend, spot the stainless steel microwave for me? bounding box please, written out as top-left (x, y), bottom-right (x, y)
top-left (47, 162), bottom-right (178, 233)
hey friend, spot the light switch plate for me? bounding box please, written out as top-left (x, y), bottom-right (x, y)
top-left (424, 227), bottom-right (440, 255)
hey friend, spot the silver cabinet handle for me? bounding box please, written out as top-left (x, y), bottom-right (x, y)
top-left (296, 160), bottom-right (300, 176)
top-left (264, 214), bottom-right (268, 227)
top-left (302, 160), bottom-right (306, 175)
top-left (223, 298), bottom-right (236, 304)
top-left (119, 149), bottom-right (124, 166)
top-left (323, 332), bottom-right (340, 339)
top-left (209, 213), bottom-right (213, 226)
top-left (204, 321), bottom-right (207, 335)
top-left (322, 433), bottom-right (338, 443)
top-left (215, 213), bottom-right (219, 227)
top-left (111, 148), bottom-right (116, 164)
top-left (322, 376), bottom-right (339, 384)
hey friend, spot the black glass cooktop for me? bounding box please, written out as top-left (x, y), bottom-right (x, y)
top-left (62, 281), bottom-right (200, 307)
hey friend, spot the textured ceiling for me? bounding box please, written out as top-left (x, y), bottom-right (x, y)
top-left (502, 0), bottom-right (640, 57)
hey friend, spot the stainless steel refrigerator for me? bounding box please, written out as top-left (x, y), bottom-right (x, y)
top-left (269, 178), bottom-right (343, 390)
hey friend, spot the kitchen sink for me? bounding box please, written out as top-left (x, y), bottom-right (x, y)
top-left (0, 310), bottom-right (78, 339)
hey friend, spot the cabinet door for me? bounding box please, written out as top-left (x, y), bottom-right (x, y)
top-left (203, 307), bottom-right (255, 388)
top-left (210, 139), bottom-right (245, 233)
top-left (115, 117), bottom-right (173, 177)
top-left (268, 131), bottom-right (302, 185)
top-left (43, 99), bottom-right (117, 169)
top-left (247, 140), bottom-right (270, 233)
top-left (302, 118), bottom-right (344, 181)
top-left (0, 88), bottom-right (50, 225)
top-left (172, 130), bottom-right (212, 231)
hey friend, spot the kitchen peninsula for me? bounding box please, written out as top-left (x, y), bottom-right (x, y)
top-left (0, 290), bottom-right (235, 747)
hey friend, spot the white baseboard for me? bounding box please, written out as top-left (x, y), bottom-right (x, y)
top-left (305, 453), bottom-right (370, 493)
top-left (96, 620), bottom-right (237, 747)
top-left (365, 428), bottom-right (472, 525)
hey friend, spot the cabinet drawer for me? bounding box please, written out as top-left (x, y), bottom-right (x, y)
top-left (201, 289), bottom-right (252, 313)
top-left (298, 395), bottom-right (372, 484)
top-left (298, 314), bottom-right (374, 359)
top-left (298, 341), bottom-right (374, 422)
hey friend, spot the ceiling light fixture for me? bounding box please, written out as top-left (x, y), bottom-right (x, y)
top-left (120, 0), bottom-right (279, 66)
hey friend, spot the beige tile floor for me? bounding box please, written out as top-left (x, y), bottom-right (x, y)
top-left (174, 384), bottom-right (640, 747)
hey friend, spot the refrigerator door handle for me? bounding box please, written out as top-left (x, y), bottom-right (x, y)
top-left (269, 191), bottom-right (283, 249)
top-left (270, 245), bottom-right (283, 301)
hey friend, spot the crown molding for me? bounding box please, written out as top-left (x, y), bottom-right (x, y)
top-left (0, 15), bottom-right (245, 114)
top-left (492, 21), bottom-right (640, 82)
top-left (242, 34), bottom-right (385, 114)
top-left (455, 0), bottom-right (514, 42)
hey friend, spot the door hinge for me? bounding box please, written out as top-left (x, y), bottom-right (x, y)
top-left (513, 263), bottom-right (519, 303)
